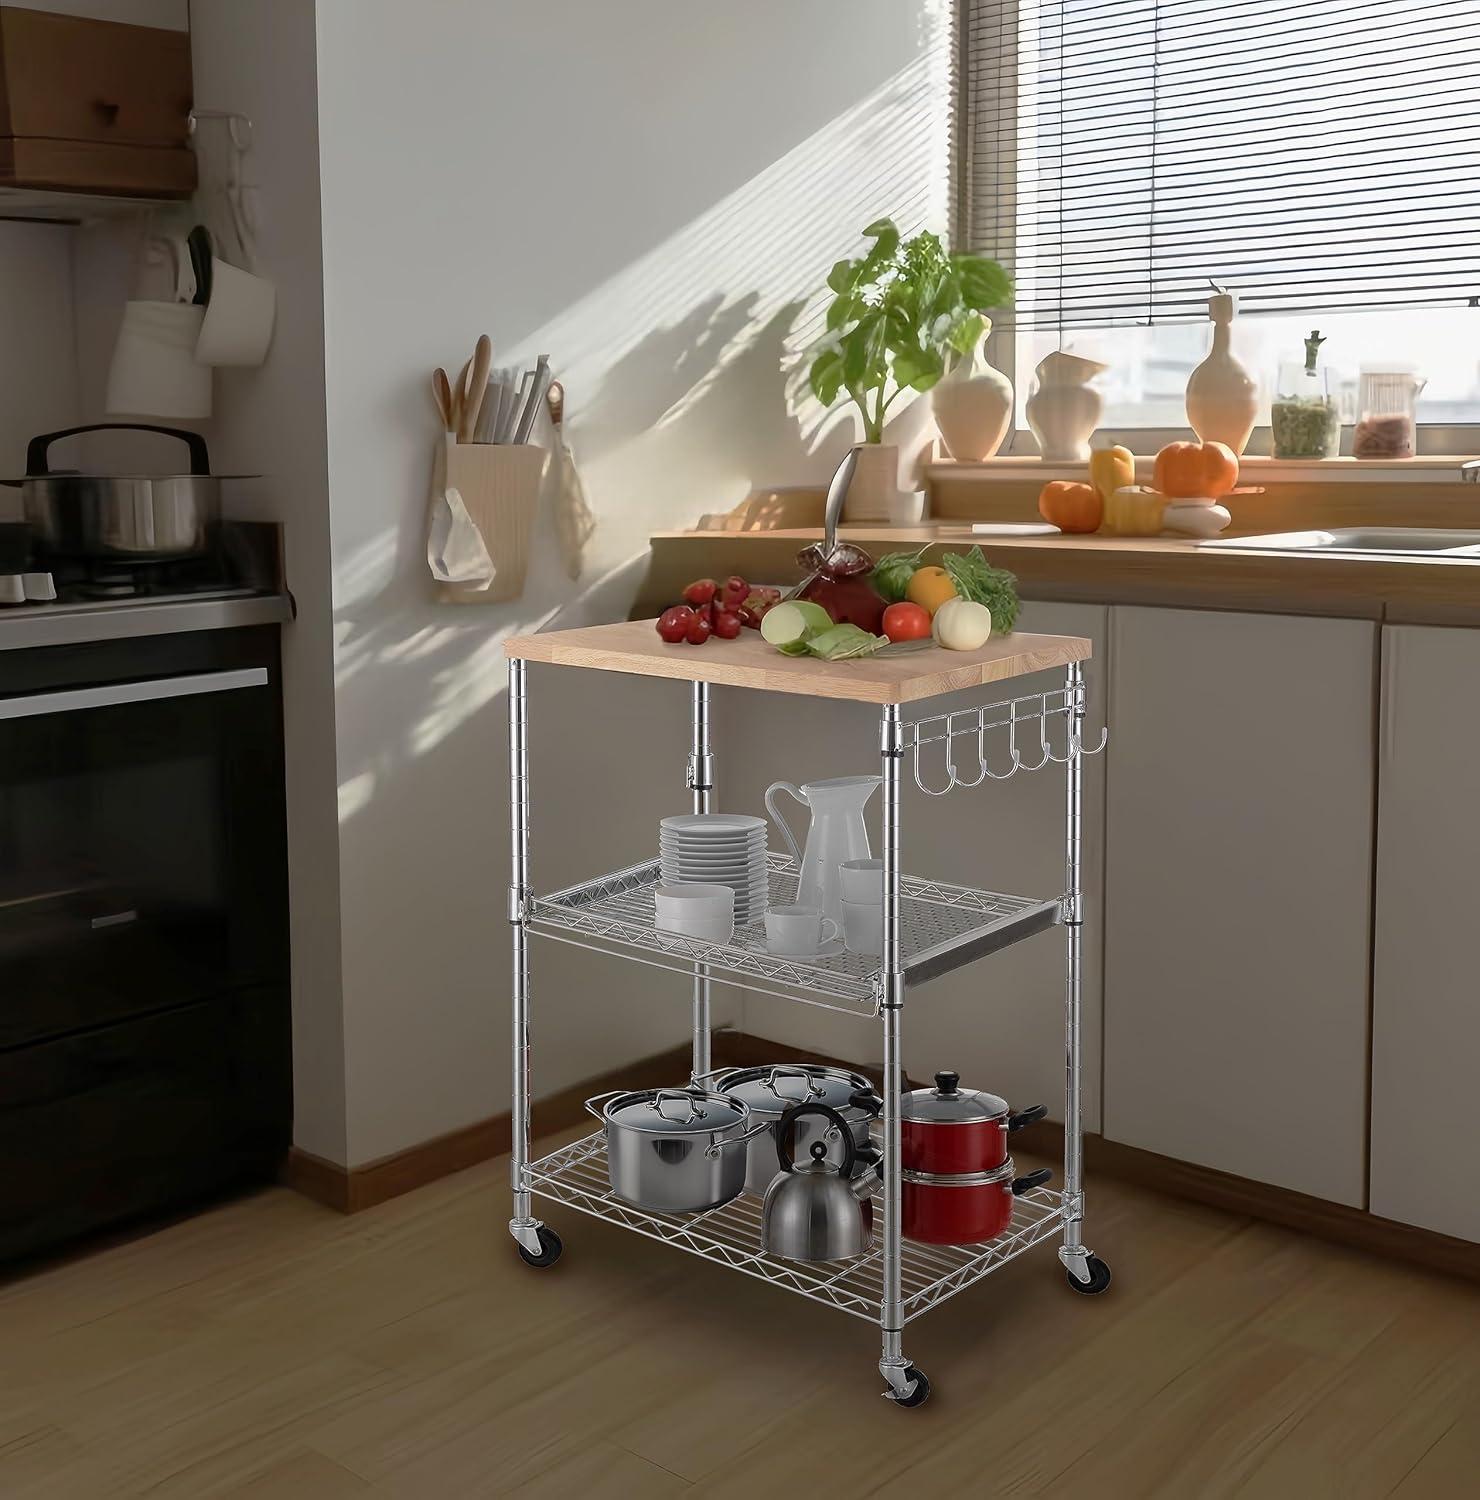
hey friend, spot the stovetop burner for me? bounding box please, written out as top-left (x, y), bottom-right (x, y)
top-left (56, 552), bottom-right (239, 603)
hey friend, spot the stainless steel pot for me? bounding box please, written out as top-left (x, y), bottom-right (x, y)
top-left (707, 1063), bottom-right (878, 1196)
top-left (11, 424), bottom-right (223, 560)
top-left (585, 1087), bottom-right (768, 1213)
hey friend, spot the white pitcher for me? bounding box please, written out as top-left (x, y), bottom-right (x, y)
top-left (765, 775), bottom-right (881, 921)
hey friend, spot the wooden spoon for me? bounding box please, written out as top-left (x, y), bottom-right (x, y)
top-left (459, 333), bottom-right (493, 443)
top-left (432, 368), bottom-right (455, 433)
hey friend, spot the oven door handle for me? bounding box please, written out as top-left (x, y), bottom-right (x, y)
top-left (0, 668), bottom-right (268, 720)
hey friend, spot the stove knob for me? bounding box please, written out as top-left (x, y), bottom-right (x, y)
top-left (22, 571), bottom-right (55, 602)
top-left (0, 575), bottom-right (26, 605)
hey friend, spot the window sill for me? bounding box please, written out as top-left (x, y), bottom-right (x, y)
top-left (928, 454), bottom-right (1480, 488)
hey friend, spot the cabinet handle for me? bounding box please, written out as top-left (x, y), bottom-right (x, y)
top-left (1381, 631), bottom-right (1398, 766)
top-left (0, 668), bottom-right (267, 721)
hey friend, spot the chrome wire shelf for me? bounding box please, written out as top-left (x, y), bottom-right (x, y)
top-left (527, 853), bottom-right (1062, 1015)
top-left (526, 1131), bottom-right (1070, 1324)
top-left (904, 684), bottom-right (1107, 797)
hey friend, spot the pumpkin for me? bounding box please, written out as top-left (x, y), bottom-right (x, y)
top-left (1153, 439), bottom-right (1239, 500)
top-left (1038, 480), bottom-right (1103, 534)
top-left (1089, 445), bottom-right (1135, 501)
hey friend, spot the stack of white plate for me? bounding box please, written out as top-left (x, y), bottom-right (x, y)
top-left (659, 814), bottom-right (768, 926)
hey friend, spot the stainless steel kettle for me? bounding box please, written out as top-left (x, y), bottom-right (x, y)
top-left (761, 1103), bottom-right (878, 1262)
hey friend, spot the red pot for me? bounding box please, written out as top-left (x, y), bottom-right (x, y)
top-left (901, 1071), bottom-right (1047, 1175)
top-left (901, 1159), bottom-right (1054, 1246)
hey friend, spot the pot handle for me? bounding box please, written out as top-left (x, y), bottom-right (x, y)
top-left (775, 1102), bottom-right (855, 1178)
top-left (583, 1088), bottom-right (626, 1121)
top-left (1011, 1168), bottom-right (1053, 1197)
top-left (762, 1066), bottom-right (826, 1103)
top-left (702, 1116), bottom-right (773, 1158)
top-left (848, 1088), bottom-right (882, 1118)
top-left (26, 423), bottom-right (211, 478)
top-left (1007, 1104), bottom-right (1049, 1133)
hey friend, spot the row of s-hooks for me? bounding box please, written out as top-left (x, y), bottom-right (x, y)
top-left (904, 687), bottom-right (1108, 797)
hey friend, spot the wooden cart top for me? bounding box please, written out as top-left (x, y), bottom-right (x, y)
top-left (504, 619), bottom-right (1091, 705)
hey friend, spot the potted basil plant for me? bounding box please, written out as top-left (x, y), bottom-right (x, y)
top-left (809, 219), bottom-right (1011, 518)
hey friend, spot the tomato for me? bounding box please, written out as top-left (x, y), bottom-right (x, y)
top-left (882, 602), bottom-right (932, 643)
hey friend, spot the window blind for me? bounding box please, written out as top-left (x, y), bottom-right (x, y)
top-left (956, 0), bottom-right (1480, 329)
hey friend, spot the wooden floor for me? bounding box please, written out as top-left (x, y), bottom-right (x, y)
top-left (4, 1130), bottom-right (1480, 1499)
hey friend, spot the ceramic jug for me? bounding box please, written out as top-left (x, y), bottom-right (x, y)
top-left (932, 338), bottom-right (1014, 461)
top-left (1185, 289), bottom-right (1259, 454)
top-left (765, 774), bottom-right (881, 921)
top-left (1025, 351), bottom-right (1106, 460)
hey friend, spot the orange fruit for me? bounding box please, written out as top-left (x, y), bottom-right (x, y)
top-left (905, 565), bottom-right (958, 615)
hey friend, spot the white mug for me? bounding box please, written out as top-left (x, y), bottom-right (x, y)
top-left (105, 301), bottom-right (211, 419)
top-left (839, 858), bottom-right (883, 903)
top-left (842, 898), bottom-right (883, 957)
top-left (654, 883), bottom-right (734, 944)
top-left (195, 256), bottom-right (277, 367)
top-left (765, 903), bottom-right (840, 956)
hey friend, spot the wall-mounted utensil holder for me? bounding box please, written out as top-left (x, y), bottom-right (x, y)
top-left (433, 440), bottom-right (548, 604)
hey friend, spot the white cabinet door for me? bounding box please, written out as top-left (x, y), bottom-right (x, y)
top-left (1370, 625), bottom-right (1480, 1241)
top-left (1103, 607), bottom-right (1375, 1205)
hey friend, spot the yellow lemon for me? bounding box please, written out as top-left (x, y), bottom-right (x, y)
top-left (905, 565), bottom-right (958, 615)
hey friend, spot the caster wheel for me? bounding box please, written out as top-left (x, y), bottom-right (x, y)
top-left (891, 1366), bottom-right (931, 1408)
top-left (517, 1226), bottom-right (563, 1268)
top-left (1065, 1254), bottom-right (1112, 1295)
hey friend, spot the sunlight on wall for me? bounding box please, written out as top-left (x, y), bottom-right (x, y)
top-left (361, 37), bottom-right (954, 767)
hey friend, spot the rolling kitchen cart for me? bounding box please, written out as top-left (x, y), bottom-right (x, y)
top-left (503, 620), bottom-right (1109, 1407)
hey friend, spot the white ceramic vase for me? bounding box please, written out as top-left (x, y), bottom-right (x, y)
top-left (840, 442), bottom-right (902, 522)
top-left (1026, 351), bottom-right (1106, 461)
top-left (1185, 291), bottom-right (1259, 455)
top-left (931, 340), bottom-right (1013, 460)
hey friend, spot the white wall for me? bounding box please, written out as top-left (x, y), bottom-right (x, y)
top-left (313, 0), bottom-right (952, 1164)
top-left (188, 0), bottom-right (349, 1163)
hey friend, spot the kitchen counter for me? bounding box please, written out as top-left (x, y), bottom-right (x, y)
top-left (641, 528), bottom-right (1480, 628)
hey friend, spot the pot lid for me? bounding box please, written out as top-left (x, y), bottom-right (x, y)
top-left (714, 1063), bottom-right (873, 1118)
top-left (603, 1087), bottom-right (747, 1134)
top-left (903, 1159), bottom-right (1015, 1186)
top-left (903, 1071), bottom-right (1008, 1125)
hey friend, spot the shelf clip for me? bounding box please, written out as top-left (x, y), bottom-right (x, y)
top-left (507, 884), bottom-right (532, 925)
top-left (685, 751), bottom-right (714, 794)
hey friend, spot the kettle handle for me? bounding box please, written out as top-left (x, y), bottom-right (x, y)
top-left (775, 1102), bottom-right (855, 1178)
top-left (764, 781), bottom-right (806, 867)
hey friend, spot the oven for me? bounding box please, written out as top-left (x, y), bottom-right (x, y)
top-left (0, 625), bottom-right (290, 1260)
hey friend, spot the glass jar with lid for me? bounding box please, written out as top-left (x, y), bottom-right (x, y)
top-left (1353, 364), bottom-right (1426, 459)
top-left (1271, 330), bottom-right (1340, 459)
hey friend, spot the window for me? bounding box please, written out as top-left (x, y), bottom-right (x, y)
top-left (956, 0), bottom-right (1480, 427)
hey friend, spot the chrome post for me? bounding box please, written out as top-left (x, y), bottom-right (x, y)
top-left (1058, 661), bottom-right (1093, 1281)
top-left (689, 681), bottom-right (713, 1081)
top-left (879, 705), bottom-right (909, 1389)
top-left (508, 658), bottom-right (543, 1252)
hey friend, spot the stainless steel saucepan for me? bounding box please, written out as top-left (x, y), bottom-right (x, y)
top-left (8, 423), bottom-right (231, 560)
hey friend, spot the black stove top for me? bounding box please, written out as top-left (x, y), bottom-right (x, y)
top-left (48, 553), bottom-right (242, 604)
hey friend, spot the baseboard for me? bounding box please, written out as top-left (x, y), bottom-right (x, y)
top-left (283, 1032), bottom-right (1480, 1286)
top-left (1012, 1118), bottom-right (1480, 1287)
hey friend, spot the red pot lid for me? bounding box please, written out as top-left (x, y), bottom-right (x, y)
top-left (903, 1071), bottom-right (1009, 1125)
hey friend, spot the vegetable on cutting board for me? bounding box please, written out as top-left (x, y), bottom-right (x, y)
top-left (1153, 439), bottom-right (1238, 500)
top-left (1037, 479), bottom-right (1102, 534)
top-left (760, 601), bottom-right (887, 660)
top-left (882, 601), bottom-right (932, 642)
top-left (940, 547), bottom-right (1020, 634)
top-left (932, 597), bottom-right (993, 651)
top-left (1101, 485), bottom-right (1167, 537)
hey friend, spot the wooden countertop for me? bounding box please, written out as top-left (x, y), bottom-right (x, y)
top-left (643, 528), bottom-right (1480, 627)
top-left (506, 616), bottom-right (1090, 705)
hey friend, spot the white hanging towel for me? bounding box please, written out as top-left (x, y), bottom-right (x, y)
top-left (426, 484), bottom-right (496, 590)
top-left (546, 380), bottom-right (595, 580)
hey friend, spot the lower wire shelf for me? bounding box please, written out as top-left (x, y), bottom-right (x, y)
top-left (526, 1130), bottom-right (1070, 1325)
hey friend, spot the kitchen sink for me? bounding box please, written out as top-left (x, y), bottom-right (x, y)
top-left (1198, 528), bottom-right (1480, 557)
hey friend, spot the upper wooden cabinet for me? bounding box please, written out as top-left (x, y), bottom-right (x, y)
top-left (0, 5), bottom-right (195, 199)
